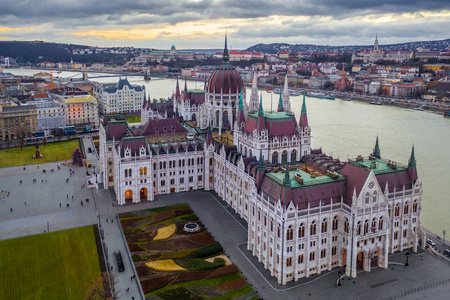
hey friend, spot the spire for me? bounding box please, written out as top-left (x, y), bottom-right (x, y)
top-left (142, 92), bottom-right (147, 107)
top-left (408, 145), bottom-right (416, 168)
top-left (283, 165), bottom-right (291, 188)
top-left (239, 89), bottom-right (244, 111)
top-left (282, 76), bottom-right (291, 113)
top-left (373, 136), bottom-right (380, 159)
top-left (249, 72), bottom-right (260, 113)
top-left (175, 77), bottom-right (181, 99)
top-left (237, 89), bottom-right (246, 126)
top-left (258, 94), bottom-right (264, 116)
top-left (222, 31), bottom-right (230, 64)
top-left (258, 149), bottom-right (265, 170)
top-left (277, 90), bottom-right (284, 112)
top-left (183, 78), bottom-right (188, 101)
top-left (299, 91), bottom-right (308, 129)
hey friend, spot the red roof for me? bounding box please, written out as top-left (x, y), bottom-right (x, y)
top-left (141, 118), bottom-right (187, 137)
top-left (243, 114), bottom-right (297, 137)
top-left (208, 65), bottom-right (244, 94)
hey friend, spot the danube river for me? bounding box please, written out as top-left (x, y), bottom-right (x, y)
top-left (7, 68), bottom-right (450, 236)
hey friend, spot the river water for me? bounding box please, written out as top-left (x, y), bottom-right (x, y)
top-left (6, 68), bottom-right (450, 236)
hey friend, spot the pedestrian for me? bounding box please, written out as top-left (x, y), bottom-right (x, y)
top-left (24, 201), bottom-right (26, 206)
top-left (72, 195), bottom-right (74, 199)
top-left (131, 276), bottom-right (133, 281)
top-left (106, 218), bottom-right (108, 223)
top-left (67, 194), bottom-right (68, 198)
top-left (111, 219), bottom-right (113, 223)
top-left (59, 203), bottom-right (61, 207)
top-left (10, 208), bottom-right (13, 212)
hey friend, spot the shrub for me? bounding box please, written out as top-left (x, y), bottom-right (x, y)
top-left (132, 254), bottom-right (142, 262)
top-left (175, 258), bottom-right (225, 271)
top-left (190, 242), bottom-right (223, 258)
top-left (141, 275), bottom-right (175, 294)
top-left (205, 264), bottom-right (239, 279)
top-left (180, 214), bottom-right (198, 221)
top-left (157, 287), bottom-right (202, 300)
top-left (159, 249), bottom-right (194, 259)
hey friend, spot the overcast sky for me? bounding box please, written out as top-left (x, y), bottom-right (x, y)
top-left (0, 0), bottom-right (449, 49)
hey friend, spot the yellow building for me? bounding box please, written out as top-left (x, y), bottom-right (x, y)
top-left (0, 105), bottom-right (37, 140)
top-left (422, 64), bottom-right (450, 72)
top-left (64, 95), bottom-right (99, 130)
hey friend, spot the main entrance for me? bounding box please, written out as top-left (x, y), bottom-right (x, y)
top-left (140, 188), bottom-right (147, 201)
top-left (125, 190), bottom-right (133, 204)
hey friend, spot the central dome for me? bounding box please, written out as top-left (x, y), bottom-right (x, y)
top-left (207, 64), bottom-right (244, 94)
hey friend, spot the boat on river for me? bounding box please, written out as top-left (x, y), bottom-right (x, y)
top-left (306, 91), bottom-right (335, 100)
top-left (369, 101), bottom-right (383, 105)
top-left (444, 108), bottom-right (450, 117)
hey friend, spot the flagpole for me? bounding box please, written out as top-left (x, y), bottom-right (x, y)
top-left (271, 90), bottom-right (273, 112)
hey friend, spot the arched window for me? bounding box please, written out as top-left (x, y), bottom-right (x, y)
top-left (286, 257), bottom-right (292, 267)
top-left (372, 218), bottom-right (376, 231)
top-left (394, 203), bottom-right (400, 217)
top-left (372, 191), bottom-right (377, 202)
top-left (270, 220), bottom-right (273, 232)
top-left (413, 200), bottom-right (418, 213)
top-left (404, 202), bottom-right (409, 215)
top-left (310, 252), bottom-right (315, 261)
top-left (281, 150), bottom-right (288, 163)
top-left (272, 152), bottom-right (279, 164)
top-left (287, 225), bottom-right (293, 241)
top-left (129, 169), bottom-right (132, 177)
top-left (357, 221), bottom-right (362, 235)
top-left (321, 218), bottom-right (328, 233)
top-left (379, 217), bottom-right (384, 230)
top-left (364, 220), bottom-right (369, 235)
top-left (277, 224), bottom-right (281, 238)
top-left (310, 221), bottom-right (317, 235)
top-left (264, 216), bottom-right (267, 226)
top-left (144, 167), bottom-right (147, 175)
top-left (291, 150), bottom-right (297, 162)
top-left (332, 216), bottom-right (338, 231)
top-left (140, 167), bottom-right (143, 175)
top-left (298, 223), bottom-right (305, 238)
top-left (298, 254), bottom-right (304, 264)
top-left (125, 169), bottom-right (128, 177)
top-left (249, 149), bottom-right (253, 157)
top-left (365, 192), bottom-right (370, 204)
top-left (344, 218), bottom-right (349, 233)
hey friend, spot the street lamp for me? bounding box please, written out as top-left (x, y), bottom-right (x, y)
top-left (405, 251), bottom-right (410, 266)
top-left (337, 271), bottom-right (342, 287)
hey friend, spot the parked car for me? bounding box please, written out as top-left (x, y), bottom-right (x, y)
top-left (427, 238), bottom-right (436, 246)
top-left (444, 249), bottom-right (450, 256)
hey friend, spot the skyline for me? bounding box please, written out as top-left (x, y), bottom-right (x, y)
top-left (0, 1), bottom-right (449, 49)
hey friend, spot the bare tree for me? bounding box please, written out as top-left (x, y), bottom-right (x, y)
top-left (16, 126), bottom-right (28, 151)
top-left (84, 271), bottom-right (120, 300)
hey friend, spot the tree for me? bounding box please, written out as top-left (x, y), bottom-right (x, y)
top-left (84, 271), bottom-right (119, 300)
top-left (16, 126), bottom-right (28, 150)
top-left (72, 148), bottom-right (83, 166)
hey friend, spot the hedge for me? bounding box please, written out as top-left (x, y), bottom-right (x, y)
top-left (190, 242), bottom-right (223, 258)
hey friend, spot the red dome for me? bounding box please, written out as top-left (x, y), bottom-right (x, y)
top-left (208, 64), bottom-right (244, 94)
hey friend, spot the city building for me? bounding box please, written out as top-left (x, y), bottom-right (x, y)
top-left (0, 104), bottom-right (37, 140)
top-left (95, 78), bottom-right (146, 115)
top-left (65, 95), bottom-right (99, 130)
top-left (99, 36), bottom-right (425, 286)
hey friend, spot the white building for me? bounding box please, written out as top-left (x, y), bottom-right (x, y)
top-left (95, 78), bottom-right (146, 115)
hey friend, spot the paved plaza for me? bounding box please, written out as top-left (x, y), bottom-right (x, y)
top-left (1, 137), bottom-right (450, 299)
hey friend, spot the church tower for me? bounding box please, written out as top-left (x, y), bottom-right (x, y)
top-left (281, 76), bottom-right (292, 113)
top-left (374, 34), bottom-right (379, 52)
top-left (249, 72), bottom-right (260, 114)
top-left (298, 92), bottom-right (311, 158)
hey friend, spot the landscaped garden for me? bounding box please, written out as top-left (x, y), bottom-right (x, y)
top-left (0, 226), bottom-right (103, 300)
top-left (0, 139), bottom-right (81, 168)
top-left (119, 203), bottom-right (259, 300)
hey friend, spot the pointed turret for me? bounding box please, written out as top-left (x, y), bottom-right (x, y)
top-left (299, 92), bottom-right (308, 129)
top-left (407, 145), bottom-right (418, 184)
top-left (255, 149), bottom-right (266, 190)
top-left (283, 165), bottom-right (291, 188)
top-left (222, 32), bottom-right (230, 64)
top-left (183, 78), bottom-right (188, 101)
top-left (206, 126), bottom-right (213, 146)
top-left (237, 89), bottom-right (246, 126)
top-left (281, 164), bottom-right (292, 205)
top-left (372, 136), bottom-right (381, 159)
top-left (249, 72), bottom-right (260, 113)
top-left (142, 92), bottom-right (147, 108)
top-left (277, 91), bottom-right (284, 112)
top-left (175, 77), bottom-right (181, 99)
top-left (256, 94), bottom-right (266, 132)
top-left (282, 76), bottom-right (291, 113)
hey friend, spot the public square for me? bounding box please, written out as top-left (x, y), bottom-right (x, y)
top-left (1, 137), bottom-right (450, 299)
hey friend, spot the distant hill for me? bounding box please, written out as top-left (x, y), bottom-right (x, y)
top-left (245, 38), bottom-right (450, 53)
top-left (0, 41), bottom-right (89, 63)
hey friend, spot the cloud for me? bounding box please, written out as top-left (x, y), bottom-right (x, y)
top-left (0, 0), bottom-right (448, 48)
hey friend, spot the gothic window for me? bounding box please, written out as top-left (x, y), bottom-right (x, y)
top-left (365, 192), bottom-right (370, 204)
top-left (125, 148), bottom-right (131, 158)
top-left (394, 203), bottom-right (400, 217)
top-left (321, 249), bottom-right (326, 258)
top-left (270, 220), bottom-right (274, 232)
top-left (321, 218), bottom-right (328, 233)
top-left (372, 218), bottom-right (377, 231)
top-left (144, 167), bottom-right (147, 175)
top-left (364, 220), bottom-right (369, 235)
top-left (287, 225), bottom-right (293, 241)
top-left (125, 169), bottom-right (128, 177)
top-left (379, 217), bottom-right (384, 230)
top-left (140, 167), bottom-right (143, 175)
top-left (277, 224), bottom-right (281, 238)
top-left (372, 191), bottom-right (377, 202)
top-left (272, 152), bottom-right (279, 164)
top-left (140, 147), bottom-right (146, 156)
top-left (291, 149), bottom-right (297, 162)
top-left (286, 257), bottom-right (292, 267)
top-left (298, 254), bottom-right (304, 264)
top-left (310, 221), bottom-right (317, 236)
top-left (357, 221), bottom-right (362, 235)
top-left (298, 223), bottom-right (305, 238)
top-left (344, 218), bottom-right (349, 233)
top-left (413, 200), bottom-right (418, 213)
top-left (404, 202), bottom-right (409, 215)
top-left (310, 252), bottom-right (315, 261)
top-left (332, 216), bottom-right (338, 231)
top-left (281, 150), bottom-right (288, 163)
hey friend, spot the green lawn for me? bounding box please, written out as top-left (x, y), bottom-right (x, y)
top-left (126, 115), bottom-right (141, 123)
top-left (0, 226), bottom-right (102, 300)
top-left (0, 139), bottom-right (81, 168)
